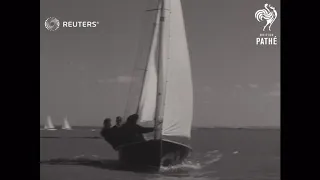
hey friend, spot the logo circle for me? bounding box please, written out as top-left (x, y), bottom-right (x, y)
top-left (45, 17), bottom-right (60, 31)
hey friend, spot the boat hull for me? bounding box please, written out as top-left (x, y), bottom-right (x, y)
top-left (117, 139), bottom-right (191, 170)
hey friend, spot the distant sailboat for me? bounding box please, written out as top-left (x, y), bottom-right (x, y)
top-left (44, 116), bottom-right (57, 131)
top-left (116, 0), bottom-right (193, 169)
top-left (61, 117), bottom-right (72, 130)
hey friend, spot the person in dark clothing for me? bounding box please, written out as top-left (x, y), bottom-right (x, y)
top-left (100, 118), bottom-right (115, 147)
top-left (108, 116), bottom-right (123, 148)
top-left (112, 116), bottom-right (122, 129)
top-left (100, 118), bottom-right (123, 150)
top-left (121, 114), bottom-right (154, 144)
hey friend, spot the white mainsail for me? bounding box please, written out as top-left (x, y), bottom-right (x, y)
top-left (44, 116), bottom-right (56, 130)
top-left (161, 0), bottom-right (193, 138)
top-left (137, 0), bottom-right (193, 138)
top-left (62, 117), bottom-right (72, 130)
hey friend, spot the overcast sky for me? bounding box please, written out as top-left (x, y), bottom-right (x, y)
top-left (40, 0), bottom-right (280, 127)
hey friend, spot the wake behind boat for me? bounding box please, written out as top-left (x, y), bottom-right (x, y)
top-left (115, 0), bottom-right (194, 169)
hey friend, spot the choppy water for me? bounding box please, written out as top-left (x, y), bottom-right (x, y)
top-left (40, 127), bottom-right (280, 180)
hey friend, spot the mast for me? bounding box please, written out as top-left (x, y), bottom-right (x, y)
top-left (154, 0), bottom-right (170, 140)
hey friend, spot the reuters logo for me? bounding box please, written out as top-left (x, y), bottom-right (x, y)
top-left (44, 17), bottom-right (99, 31)
top-left (45, 17), bottom-right (60, 31)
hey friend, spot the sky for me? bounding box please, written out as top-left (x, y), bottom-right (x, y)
top-left (40, 0), bottom-right (280, 127)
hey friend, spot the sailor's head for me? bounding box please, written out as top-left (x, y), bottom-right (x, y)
top-left (116, 116), bottom-right (122, 126)
top-left (127, 114), bottom-right (139, 124)
top-left (103, 118), bottom-right (112, 128)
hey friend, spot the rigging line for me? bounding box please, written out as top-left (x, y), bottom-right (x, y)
top-left (122, 0), bottom-right (159, 120)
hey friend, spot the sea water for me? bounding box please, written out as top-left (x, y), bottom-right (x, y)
top-left (40, 127), bottom-right (280, 180)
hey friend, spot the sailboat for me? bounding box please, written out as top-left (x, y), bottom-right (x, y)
top-left (44, 116), bottom-right (57, 131)
top-left (117, 0), bottom-right (193, 169)
top-left (61, 117), bottom-right (72, 130)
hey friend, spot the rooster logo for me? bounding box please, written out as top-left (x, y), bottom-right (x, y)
top-left (255, 4), bottom-right (277, 31)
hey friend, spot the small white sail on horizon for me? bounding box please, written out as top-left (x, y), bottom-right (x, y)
top-left (44, 116), bottom-right (57, 130)
top-left (62, 117), bottom-right (72, 130)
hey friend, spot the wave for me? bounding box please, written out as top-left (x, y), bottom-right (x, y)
top-left (156, 150), bottom-right (222, 179)
top-left (40, 150), bottom-right (222, 179)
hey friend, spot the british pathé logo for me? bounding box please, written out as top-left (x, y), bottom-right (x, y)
top-left (255, 4), bottom-right (278, 46)
top-left (255, 4), bottom-right (277, 31)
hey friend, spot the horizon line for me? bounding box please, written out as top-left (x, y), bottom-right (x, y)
top-left (39, 124), bottom-right (280, 130)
